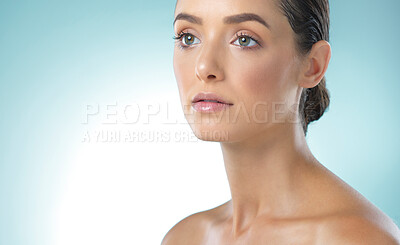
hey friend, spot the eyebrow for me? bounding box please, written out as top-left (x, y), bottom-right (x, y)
top-left (173, 12), bottom-right (271, 30)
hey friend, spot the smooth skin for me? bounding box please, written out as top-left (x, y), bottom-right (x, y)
top-left (163, 0), bottom-right (400, 244)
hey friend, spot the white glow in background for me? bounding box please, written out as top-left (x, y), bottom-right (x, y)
top-left (54, 90), bottom-right (230, 244)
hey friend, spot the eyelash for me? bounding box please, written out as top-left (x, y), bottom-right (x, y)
top-left (172, 31), bottom-right (261, 51)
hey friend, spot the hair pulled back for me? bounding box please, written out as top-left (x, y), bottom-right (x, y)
top-left (276, 0), bottom-right (331, 136)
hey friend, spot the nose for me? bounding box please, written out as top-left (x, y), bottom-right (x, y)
top-left (195, 44), bottom-right (225, 83)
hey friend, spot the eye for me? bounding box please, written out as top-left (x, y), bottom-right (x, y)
top-left (182, 33), bottom-right (200, 46)
top-left (232, 32), bottom-right (261, 50)
top-left (173, 31), bottom-right (200, 49)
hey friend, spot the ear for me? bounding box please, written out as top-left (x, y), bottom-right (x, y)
top-left (297, 40), bottom-right (331, 89)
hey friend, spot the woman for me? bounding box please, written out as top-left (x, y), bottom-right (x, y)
top-left (163, 0), bottom-right (400, 244)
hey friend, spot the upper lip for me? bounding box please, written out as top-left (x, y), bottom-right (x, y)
top-left (192, 92), bottom-right (233, 105)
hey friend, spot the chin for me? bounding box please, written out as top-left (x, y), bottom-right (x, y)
top-left (183, 105), bottom-right (264, 143)
top-left (189, 123), bottom-right (232, 142)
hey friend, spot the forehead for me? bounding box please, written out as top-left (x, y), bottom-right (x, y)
top-left (174, 0), bottom-right (282, 27)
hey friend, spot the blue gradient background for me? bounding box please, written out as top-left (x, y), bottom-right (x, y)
top-left (0, 0), bottom-right (399, 244)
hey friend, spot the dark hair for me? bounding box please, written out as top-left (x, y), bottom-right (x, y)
top-left (276, 0), bottom-right (330, 136)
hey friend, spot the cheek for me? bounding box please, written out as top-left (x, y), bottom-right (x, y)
top-left (228, 51), bottom-right (295, 124)
top-left (231, 54), bottom-right (291, 105)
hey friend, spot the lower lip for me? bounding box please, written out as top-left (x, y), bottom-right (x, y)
top-left (192, 101), bottom-right (233, 113)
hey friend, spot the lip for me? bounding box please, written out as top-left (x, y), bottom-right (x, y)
top-left (192, 92), bottom-right (233, 105)
top-left (191, 92), bottom-right (234, 113)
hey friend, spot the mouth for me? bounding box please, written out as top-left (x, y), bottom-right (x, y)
top-left (191, 92), bottom-right (233, 105)
top-left (191, 92), bottom-right (233, 113)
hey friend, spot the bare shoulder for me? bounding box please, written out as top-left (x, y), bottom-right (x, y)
top-left (161, 211), bottom-right (208, 245)
top-left (305, 162), bottom-right (400, 244)
top-left (161, 202), bottom-right (228, 245)
top-left (319, 211), bottom-right (400, 245)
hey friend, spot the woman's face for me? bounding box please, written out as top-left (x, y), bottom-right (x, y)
top-left (173, 0), bottom-right (304, 142)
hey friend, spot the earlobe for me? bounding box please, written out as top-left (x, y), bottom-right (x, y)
top-left (299, 40), bottom-right (331, 88)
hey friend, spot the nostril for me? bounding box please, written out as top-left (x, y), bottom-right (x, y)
top-left (207, 75), bottom-right (216, 79)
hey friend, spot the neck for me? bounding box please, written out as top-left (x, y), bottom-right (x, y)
top-left (220, 122), bottom-right (318, 236)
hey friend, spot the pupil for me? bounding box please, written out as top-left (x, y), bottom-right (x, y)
top-left (185, 35), bottom-right (193, 45)
top-left (240, 37), bottom-right (249, 46)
